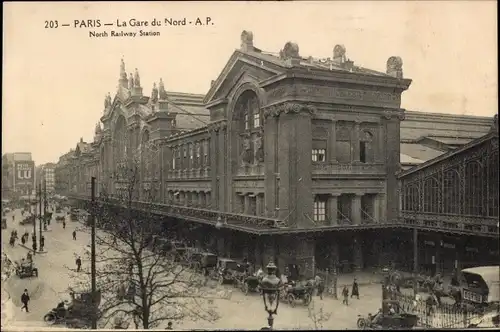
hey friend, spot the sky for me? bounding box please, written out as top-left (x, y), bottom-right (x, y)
top-left (3, 1), bottom-right (498, 165)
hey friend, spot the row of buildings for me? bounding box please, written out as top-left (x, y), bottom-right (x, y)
top-left (1, 152), bottom-right (56, 200)
top-left (60, 31), bottom-right (498, 277)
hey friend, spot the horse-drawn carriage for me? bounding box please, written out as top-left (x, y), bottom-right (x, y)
top-left (15, 260), bottom-right (39, 278)
top-left (357, 300), bottom-right (419, 330)
top-left (241, 275), bottom-right (262, 295)
top-left (20, 214), bottom-right (35, 225)
top-left (191, 251), bottom-right (218, 273)
top-left (216, 258), bottom-right (245, 285)
top-left (44, 286), bottom-right (102, 328)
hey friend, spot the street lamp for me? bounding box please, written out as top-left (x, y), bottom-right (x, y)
top-left (260, 262), bottom-right (281, 330)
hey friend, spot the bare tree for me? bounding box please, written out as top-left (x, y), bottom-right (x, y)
top-left (66, 141), bottom-right (220, 329)
top-left (307, 298), bottom-right (332, 330)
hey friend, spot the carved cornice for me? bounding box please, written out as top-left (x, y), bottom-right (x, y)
top-left (383, 108), bottom-right (405, 121)
top-left (262, 102), bottom-right (317, 119)
top-left (207, 120), bottom-right (228, 133)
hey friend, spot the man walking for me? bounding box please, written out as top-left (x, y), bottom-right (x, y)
top-left (76, 256), bottom-right (82, 272)
top-left (342, 285), bottom-right (349, 305)
top-left (40, 236), bottom-right (45, 251)
top-left (351, 278), bottom-right (360, 299)
top-left (21, 289), bottom-right (30, 313)
top-left (72, 230), bottom-right (76, 240)
top-left (62, 220), bottom-right (66, 229)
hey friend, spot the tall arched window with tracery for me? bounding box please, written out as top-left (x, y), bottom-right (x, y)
top-left (113, 115), bottom-right (128, 176)
top-left (232, 90), bottom-right (262, 166)
top-left (443, 169), bottom-right (460, 214)
top-left (404, 184), bottom-right (419, 211)
top-left (141, 130), bottom-right (150, 181)
top-left (465, 160), bottom-right (484, 216)
top-left (423, 177), bottom-right (440, 213)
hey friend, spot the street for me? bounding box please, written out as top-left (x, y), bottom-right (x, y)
top-left (2, 207), bottom-right (383, 330)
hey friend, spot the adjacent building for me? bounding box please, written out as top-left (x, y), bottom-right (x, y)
top-left (63, 31), bottom-right (498, 276)
top-left (37, 163), bottom-right (56, 192)
top-left (2, 152), bottom-right (35, 198)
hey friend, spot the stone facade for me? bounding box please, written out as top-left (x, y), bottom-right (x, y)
top-left (61, 31), bottom-right (496, 276)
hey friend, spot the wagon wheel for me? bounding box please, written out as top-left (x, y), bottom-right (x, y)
top-left (218, 275), bottom-right (224, 285)
top-left (287, 294), bottom-right (296, 307)
top-left (303, 293), bottom-right (312, 306)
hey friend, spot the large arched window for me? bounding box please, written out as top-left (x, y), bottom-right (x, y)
top-left (423, 177), bottom-right (440, 213)
top-left (465, 161), bottom-right (484, 216)
top-left (404, 184), bottom-right (419, 211)
top-left (113, 115), bottom-right (128, 171)
top-left (141, 130), bottom-right (150, 179)
top-left (233, 90), bottom-right (261, 166)
top-left (443, 169), bottom-right (460, 214)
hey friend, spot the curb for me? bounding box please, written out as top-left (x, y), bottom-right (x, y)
top-left (18, 244), bottom-right (48, 254)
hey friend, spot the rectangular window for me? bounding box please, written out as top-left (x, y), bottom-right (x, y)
top-left (172, 150), bottom-right (176, 170)
top-left (245, 114), bottom-right (250, 130)
top-left (360, 142), bottom-right (367, 163)
top-left (254, 112), bottom-right (260, 128)
top-left (312, 149), bottom-right (326, 162)
top-left (313, 199), bottom-right (326, 222)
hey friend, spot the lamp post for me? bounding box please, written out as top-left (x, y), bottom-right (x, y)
top-left (90, 177), bottom-right (97, 330)
top-left (260, 262), bottom-right (281, 330)
top-left (38, 183), bottom-right (43, 251)
top-left (31, 186), bottom-right (37, 254)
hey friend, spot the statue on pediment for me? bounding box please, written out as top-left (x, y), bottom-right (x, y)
top-left (280, 42), bottom-right (300, 60)
top-left (151, 83), bottom-right (158, 104)
top-left (134, 68), bottom-right (141, 87)
top-left (386, 56), bottom-right (403, 78)
top-left (240, 135), bottom-right (253, 165)
top-left (159, 78), bottom-right (168, 100)
top-left (120, 58), bottom-right (127, 80)
top-left (128, 73), bottom-right (134, 90)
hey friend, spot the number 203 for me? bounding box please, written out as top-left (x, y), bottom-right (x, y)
top-left (45, 20), bottom-right (59, 28)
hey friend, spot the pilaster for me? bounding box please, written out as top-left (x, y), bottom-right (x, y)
top-left (373, 194), bottom-right (381, 222)
top-left (351, 194), bottom-right (362, 225)
top-left (327, 194), bottom-right (339, 225)
top-left (263, 112), bottom-right (278, 217)
top-left (376, 123), bottom-right (385, 162)
top-left (329, 120), bottom-right (338, 163)
top-left (244, 194), bottom-right (251, 215)
top-left (353, 121), bottom-right (361, 162)
top-left (256, 193), bottom-right (263, 216)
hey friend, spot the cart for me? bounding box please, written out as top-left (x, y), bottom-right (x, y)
top-left (15, 261), bottom-right (39, 278)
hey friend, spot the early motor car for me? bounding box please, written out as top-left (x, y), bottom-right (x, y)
top-left (15, 261), bottom-right (39, 278)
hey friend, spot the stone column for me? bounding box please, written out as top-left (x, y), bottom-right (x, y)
top-left (379, 193), bottom-right (387, 222)
top-left (256, 193), bottom-right (263, 216)
top-left (244, 194), bottom-right (251, 215)
top-left (209, 126), bottom-right (218, 210)
top-left (353, 121), bottom-right (361, 163)
top-left (435, 234), bottom-right (442, 276)
top-left (373, 194), bottom-right (381, 222)
top-left (353, 236), bottom-right (364, 272)
top-left (198, 192), bottom-right (204, 207)
top-left (329, 120), bottom-right (337, 162)
top-left (377, 123), bottom-right (385, 162)
top-left (351, 194), bottom-right (362, 225)
top-left (327, 194), bottom-right (339, 225)
top-left (206, 192), bottom-right (211, 209)
top-left (263, 111), bottom-right (278, 217)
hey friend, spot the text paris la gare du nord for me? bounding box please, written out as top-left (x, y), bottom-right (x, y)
top-left (73, 17), bottom-right (213, 28)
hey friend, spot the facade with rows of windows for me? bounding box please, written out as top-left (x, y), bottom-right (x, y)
top-left (63, 31), bottom-right (497, 277)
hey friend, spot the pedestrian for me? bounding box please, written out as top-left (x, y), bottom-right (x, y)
top-left (40, 236), bottom-right (45, 251)
top-left (72, 230), bottom-right (76, 240)
top-left (166, 321), bottom-right (173, 330)
top-left (342, 285), bottom-right (349, 305)
top-left (63, 220), bottom-right (66, 229)
top-left (351, 278), bottom-right (360, 299)
top-left (21, 289), bottom-right (30, 313)
top-left (315, 274), bottom-right (324, 300)
top-left (21, 236), bottom-right (26, 246)
top-left (76, 256), bottom-right (82, 272)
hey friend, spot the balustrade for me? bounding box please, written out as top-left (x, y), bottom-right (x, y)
top-left (312, 162), bottom-right (385, 175)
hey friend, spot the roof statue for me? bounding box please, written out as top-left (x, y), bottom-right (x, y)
top-left (95, 122), bottom-right (102, 134)
top-left (158, 78), bottom-right (168, 100)
top-left (128, 73), bottom-right (134, 89)
top-left (240, 30), bottom-right (254, 51)
top-left (106, 93), bottom-right (112, 107)
top-left (333, 44), bottom-right (346, 64)
top-left (280, 42), bottom-right (300, 60)
top-left (104, 94), bottom-right (111, 109)
top-left (151, 82), bottom-right (158, 104)
top-left (120, 58), bottom-right (127, 80)
top-left (134, 68), bottom-right (141, 87)
top-left (386, 56), bottom-right (404, 79)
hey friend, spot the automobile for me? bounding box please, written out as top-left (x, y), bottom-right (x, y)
top-left (15, 261), bottom-right (39, 279)
top-left (216, 258), bottom-right (243, 285)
